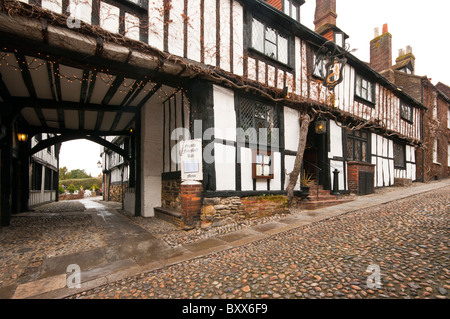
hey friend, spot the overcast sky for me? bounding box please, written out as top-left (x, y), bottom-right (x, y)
top-left (59, 0), bottom-right (449, 178)
top-left (301, 0), bottom-right (450, 85)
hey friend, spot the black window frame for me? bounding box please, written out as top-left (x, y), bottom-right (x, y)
top-left (393, 141), bottom-right (406, 169)
top-left (345, 129), bottom-right (370, 163)
top-left (250, 17), bottom-right (291, 67)
top-left (31, 162), bottom-right (42, 191)
top-left (44, 167), bottom-right (53, 191)
top-left (283, 0), bottom-right (301, 22)
top-left (400, 101), bottom-right (414, 124)
top-left (354, 73), bottom-right (375, 106)
top-left (238, 96), bottom-right (279, 147)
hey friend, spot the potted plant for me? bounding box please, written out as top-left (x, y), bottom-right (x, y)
top-left (300, 170), bottom-right (314, 196)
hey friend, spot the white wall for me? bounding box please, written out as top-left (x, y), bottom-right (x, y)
top-left (141, 99), bottom-right (163, 217)
top-left (284, 106), bottom-right (299, 152)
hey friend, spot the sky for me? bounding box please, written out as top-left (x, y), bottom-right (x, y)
top-left (300, 0), bottom-right (450, 85)
top-left (59, 0), bottom-right (449, 176)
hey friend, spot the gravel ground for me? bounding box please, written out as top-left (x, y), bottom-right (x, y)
top-left (69, 186), bottom-right (450, 299)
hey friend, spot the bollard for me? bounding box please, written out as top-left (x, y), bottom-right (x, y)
top-left (331, 169), bottom-right (340, 195)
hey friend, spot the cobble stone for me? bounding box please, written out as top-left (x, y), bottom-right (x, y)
top-left (68, 185), bottom-right (449, 299)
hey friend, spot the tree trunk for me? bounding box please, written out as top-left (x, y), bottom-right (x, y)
top-left (286, 113), bottom-right (313, 202)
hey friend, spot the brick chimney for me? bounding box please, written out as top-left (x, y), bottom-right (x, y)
top-left (314, 0), bottom-right (348, 45)
top-left (395, 45), bottom-right (415, 74)
top-left (370, 23), bottom-right (392, 73)
top-left (314, 0), bottom-right (337, 33)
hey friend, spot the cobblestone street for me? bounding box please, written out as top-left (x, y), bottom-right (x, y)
top-left (69, 186), bottom-right (449, 300)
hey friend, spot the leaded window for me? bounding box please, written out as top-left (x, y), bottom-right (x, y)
top-left (239, 97), bottom-right (279, 146)
top-left (393, 142), bottom-right (406, 168)
top-left (346, 129), bottom-right (370, 162)
top-left (251, 18), bottom-right (289, 65)
top-left (355, 74), bottom-right (375, 104)
top-left (400, 102), bottom-right (413, 123)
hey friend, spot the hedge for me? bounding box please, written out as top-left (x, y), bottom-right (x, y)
top-left (59, 177), bottom-right (102, 191)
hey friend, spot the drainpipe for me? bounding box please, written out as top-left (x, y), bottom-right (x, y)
top-left (421, 81), bottom-right (425, 182)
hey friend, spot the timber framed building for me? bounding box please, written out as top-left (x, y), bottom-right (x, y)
top-left (0, 0), bottom-right (433, 227)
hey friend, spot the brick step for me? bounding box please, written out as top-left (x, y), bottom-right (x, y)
top-left (154, 207), bottom-right (183, 228)
top-left (308, 194), bottom-right (342, 201)
top-left (308, 189), bottom-right (333, 196)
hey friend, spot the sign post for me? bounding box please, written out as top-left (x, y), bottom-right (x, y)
top-left (180, 138), bottom-right (203, 181)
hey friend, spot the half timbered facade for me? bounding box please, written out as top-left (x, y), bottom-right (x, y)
top-left (0, 0), bottom-right (427, 227)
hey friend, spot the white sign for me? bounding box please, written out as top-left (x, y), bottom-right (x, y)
top-left (180, 139), bottom-right (203, 181)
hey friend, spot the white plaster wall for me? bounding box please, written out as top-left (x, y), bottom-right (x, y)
top-left (187, 0), bottom-right (201, 62)
top-left (240, 147), bottom-right (253, 191)
top-left (214, 143), bottom-right (235, 191)
top-left (284, 155), bottom-right (300, 190)
top-left (141, 100), bottom-right (163, 217)
top-left (329, 121), bottom-right (342, 158)
top-left (100, 2), bottom-right (119, 34)
top-left (148, 0), bottom-right (164, 52)
top-left (42, 0), bottom-right (62, 13)
top-left (213, 85), bottom-right (236, 141)
top-left (232, 1), bottom-right (244, 76)
top-left (330, 160), bottom-right (345, 191)
top-left (269, 151), bottom-right (281, 191)
top-left (168, 0), bottom-right (184, 56)
top-left (284, 107), bottom-right (299, 152)
top-left (204, 0), bottom-right (217, 66)
top-left (219, 0), bottom-right (231, 72)
top-left (69, 0), bottom-right (92, 25)
top-left (125, 13), bottom-right (140, 41)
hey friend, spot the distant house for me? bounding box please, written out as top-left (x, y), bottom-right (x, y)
top-left (375, 32), bottom-right (450, 182)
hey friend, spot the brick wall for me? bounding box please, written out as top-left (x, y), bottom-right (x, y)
top-left (314, 0), bottom-right (337, 32)
top-left (418, 85), bottom-right (450, 181)
top-left (180, 182), bottom-right (203, 226)
top-left (347, 162), bottom-right (375, 194)
top-left (370, 25), bottom-right (392, 73)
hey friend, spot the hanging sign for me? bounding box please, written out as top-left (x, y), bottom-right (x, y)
top-left (323, 57), bottom-right (347, 91)
top-left (180, 139), bottom-right (203, 181)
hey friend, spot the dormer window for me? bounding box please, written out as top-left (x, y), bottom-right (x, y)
top-left (283, 0), bottom-right (301, 22)
top-left (399, 67), bottom-right (412, 74)
top-left (251, 18), bottom-right (289, 65)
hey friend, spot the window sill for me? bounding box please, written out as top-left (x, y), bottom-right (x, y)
top-left (401, 117), bottom-right (414, 125)
top-left (433, 161), bottom-right (442, 166)
top-left (354, 95), bottom-right (375, 108)
top-left (247, 48), bottom-right (293, 72)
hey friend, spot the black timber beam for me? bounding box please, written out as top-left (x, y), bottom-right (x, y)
top-left (11, 97), bottom-right (139, 113)
top-left (30, 133), bottom-right (131, 160)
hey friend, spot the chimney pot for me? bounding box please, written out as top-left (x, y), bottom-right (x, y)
top-left (382, 23), bottom-right (388, 34)
top-left (406, 45), bottom-right (412, 54)
top-left (399, 48), bottom-right (405, 57)
top-left (374, 27), bottom-right (380, 38)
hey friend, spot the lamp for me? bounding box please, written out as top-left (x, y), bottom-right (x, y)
top-left (315, 120), bottom-right (327, 134)
top-left (97, 160), bottom-right (102, 168)
top-left (17, 133), bottom-right (28, 142)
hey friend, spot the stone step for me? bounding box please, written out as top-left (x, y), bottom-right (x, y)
top-left (300, 198), bottom-right (355, 210)
top-left (154, 207), bottom-right (183, 228)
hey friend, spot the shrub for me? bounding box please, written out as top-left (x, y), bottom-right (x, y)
top-left (67, 184), bottom-right (77, 194)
